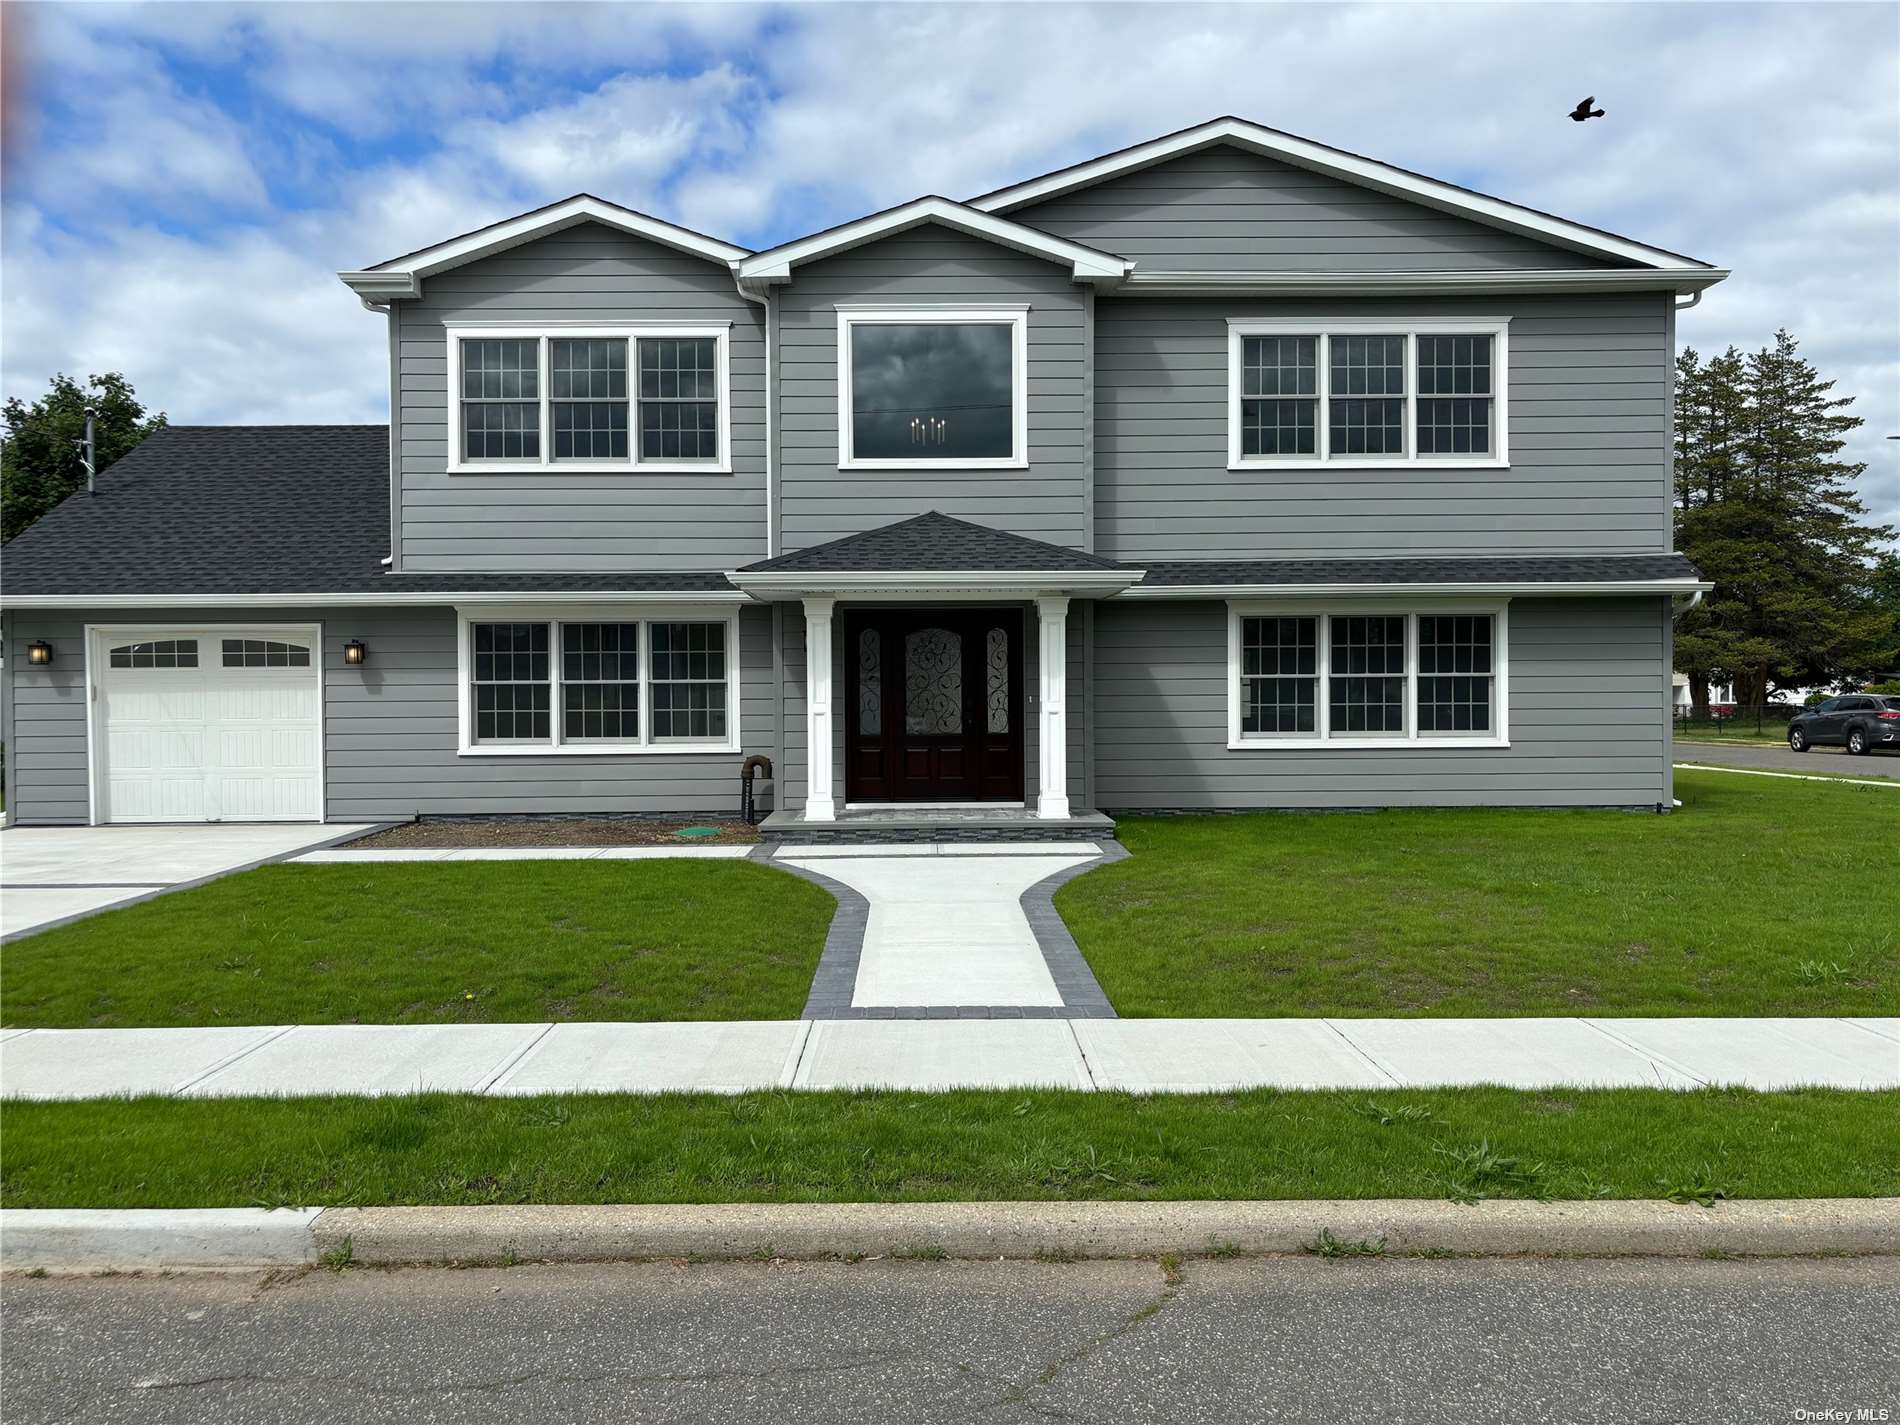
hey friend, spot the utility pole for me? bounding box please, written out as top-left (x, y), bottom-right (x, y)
top-left (77, 406), bottom-right (97, 494)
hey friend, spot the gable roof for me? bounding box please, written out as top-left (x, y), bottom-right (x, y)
top-left (734, 196), bottom-right (1132, 287)
top-left (340, 194), bottom-right (749, 303)
top-left (968, 116), bottom-right (1712, 272)
top-left (732, 511), bottom-right (1140, 594)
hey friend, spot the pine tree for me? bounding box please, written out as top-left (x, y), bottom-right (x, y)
top-left (1673, 331), bottom-right (1894, 708)
top-left (1, 373), bottom-right (167, 543)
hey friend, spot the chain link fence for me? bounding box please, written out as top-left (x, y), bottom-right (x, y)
top-left (1672, 704), bottom-right (1799, 739)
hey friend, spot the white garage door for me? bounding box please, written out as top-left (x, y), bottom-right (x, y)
top-left (95, 627), bottom-right (323, 823)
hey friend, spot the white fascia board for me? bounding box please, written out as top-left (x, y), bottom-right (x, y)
top-left (735, 197), bottom-right (1132, 285)
top-left (1121, 579), bottom-right (1712, 599)
top-left (1121, 268), bottom-right (1729, 297)
top-left (729, 568), bottom-right (1143, 598)
top-left (1, 589), bottom-right (755, 610)
top-left (339, 196), bottom-right (749, 299)
top-left (969, 118), bottom-right (1712, 272)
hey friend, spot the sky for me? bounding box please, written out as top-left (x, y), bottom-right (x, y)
top-left (2, 1), bottom-right (1896, 531)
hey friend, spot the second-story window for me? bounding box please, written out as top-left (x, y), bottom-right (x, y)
top-left (1229, 320), bottom-right (1509, 469)
top-left (450, 327), bottom-right (730, 473)
top-left (550, 338), bottom-right (629, 460)
top-left (837, 308), bottom-right (1027, 468)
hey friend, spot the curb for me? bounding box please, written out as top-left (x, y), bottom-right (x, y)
top-left (5, 1199), bottom-right (1896, 1271)
top-left (1, 1208), bottom-right (322, 1270)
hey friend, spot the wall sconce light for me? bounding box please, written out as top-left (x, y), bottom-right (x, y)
top-left (342, 640), bottom-right (367, 666)
top-left (26, 640), bottom-right (54, 667)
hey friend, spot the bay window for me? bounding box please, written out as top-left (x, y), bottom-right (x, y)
top-left (1231, 605), bottom-right (1507, 748)
top-left (448, 326), bottom-right (730, 473)
top-left (1229, 320), bottom-right (1508, 468)
top-left (459, 611), bottom-right (738, 754)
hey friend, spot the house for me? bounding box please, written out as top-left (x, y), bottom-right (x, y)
top-left (0, 117), bottom-right (1719, 835)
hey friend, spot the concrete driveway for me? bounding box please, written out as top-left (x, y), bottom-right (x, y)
top-left (1, 823), bottom-right (374, 940)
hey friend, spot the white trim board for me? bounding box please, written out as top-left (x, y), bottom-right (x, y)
top-left (736, 195), bottom-right (1132, 285)
top-left (967, 117), bottom-right (1715, 274)
top-left (340, 194), bottom-right (749, 302)
top-left (834, 307), bottom-right (1030, 472)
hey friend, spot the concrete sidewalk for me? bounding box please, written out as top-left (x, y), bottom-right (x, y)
top-left (3, 1016), bottom-right (1893, 1100)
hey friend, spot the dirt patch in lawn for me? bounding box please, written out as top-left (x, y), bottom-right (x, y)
top-left (347, 818), bottom-right (760, 848)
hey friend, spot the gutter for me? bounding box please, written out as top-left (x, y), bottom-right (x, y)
top-left (1119, 268), bottom-right (1729, 298)
top-left (1123, 579), bottom-right (1715, 600)
top-left (0, 589), bottom-right (757, 610)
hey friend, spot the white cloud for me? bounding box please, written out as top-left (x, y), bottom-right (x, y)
top-left (3, 0), bottom-right (1895, 530)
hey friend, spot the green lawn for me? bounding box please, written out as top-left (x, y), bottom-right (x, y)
top-left (1056, 770), bottom-right (1899, 1018)
top-left (2, 1087), bottom-right (1891, 1209)
top-left (0, 861), bottom-right (834, 1027)
top-left (1672, 728), bottom-right (1793, 747)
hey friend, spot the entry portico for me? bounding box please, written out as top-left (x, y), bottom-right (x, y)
top-left (728, 512), bottom-right (1141, 824)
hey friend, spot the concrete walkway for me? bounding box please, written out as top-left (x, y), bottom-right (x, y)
top-left (776, 844), bottom-right (1104, 1011)
top-left (0, 823), bottom-right (375, 940)
top-left (4, 1016), bottom-right (1892, 1100)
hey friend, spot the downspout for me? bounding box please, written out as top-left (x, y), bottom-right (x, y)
top-left (732, 272), bottom-right (777, 559)
top-left (359, 295), bottom-right (401, 572)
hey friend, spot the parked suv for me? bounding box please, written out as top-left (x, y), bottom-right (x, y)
top-left (1788, 696), bottom-right (1900, 755)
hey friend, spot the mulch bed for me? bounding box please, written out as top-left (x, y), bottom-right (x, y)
top-left (345, 818), bottom-right (760, 848)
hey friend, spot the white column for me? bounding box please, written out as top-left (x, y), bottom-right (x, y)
top-left (802, 596), bottom-right (837, 822)
top-left (1036, 594), bottom-right (1071, 820)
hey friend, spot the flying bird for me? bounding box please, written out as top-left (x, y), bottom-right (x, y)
top-left (1569, 97), bottom-right (1606, 122)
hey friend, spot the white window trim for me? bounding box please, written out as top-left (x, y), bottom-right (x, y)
top-left (1226, 318), bottom-right (1510, 471)
top-left (445, 323), bottom-right (733, 475)
top-left (455, 604), bottom-right (741, 757)
top-left (835, 305), bottom-right (1030, 471)
top-left (1225, 599), bottom-right (1510, 750)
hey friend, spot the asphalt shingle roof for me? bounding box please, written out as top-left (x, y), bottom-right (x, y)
top-left (739, 511), bottom-right (1129, 574)
top-left (0, 426), bottom-right (732, 597)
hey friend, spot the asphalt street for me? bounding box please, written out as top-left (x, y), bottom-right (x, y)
top-left (1675, 739), bottom-right (1900, 778)
top-left (3, 1256), bottom-right (1895, 1423)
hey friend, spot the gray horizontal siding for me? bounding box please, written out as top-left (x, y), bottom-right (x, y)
top-left (0, 606), bottom-right (775, 825)
top-left (1095, 293), bottom-right (1673, 561)
top-left (777, 225), bottom-right (1090, 553)
top-left (396, 223), bottom-right (766, 573)
top-left (4, 613), bottom-right (90, 825)
top-left (1009, 146), bottom-right (1617, 272)
top-left (1093, 596), bottom-right (1670, 810)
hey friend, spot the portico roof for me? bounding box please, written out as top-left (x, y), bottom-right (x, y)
top-left (728, 512), bottom-right (1144, 598)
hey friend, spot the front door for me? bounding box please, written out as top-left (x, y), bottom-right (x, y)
top-left (844, 610), bottom-right (1023, 803)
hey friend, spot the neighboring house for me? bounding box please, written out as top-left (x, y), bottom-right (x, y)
top-left (0, 117), bottom-right (1719, 833)
top-left (1672, 674), bottom-right (1737, 712)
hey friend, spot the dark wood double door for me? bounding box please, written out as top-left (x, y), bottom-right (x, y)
top-left (844, 610), bottom-right (1024, 803)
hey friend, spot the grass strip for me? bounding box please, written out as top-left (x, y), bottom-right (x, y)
top-left (0, 861), bottom-right (835, 1027)
top-left (2, 1087), bottom-right (1892, 1209)
top-left (1056, 770), bottom-right (1900, 1018)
